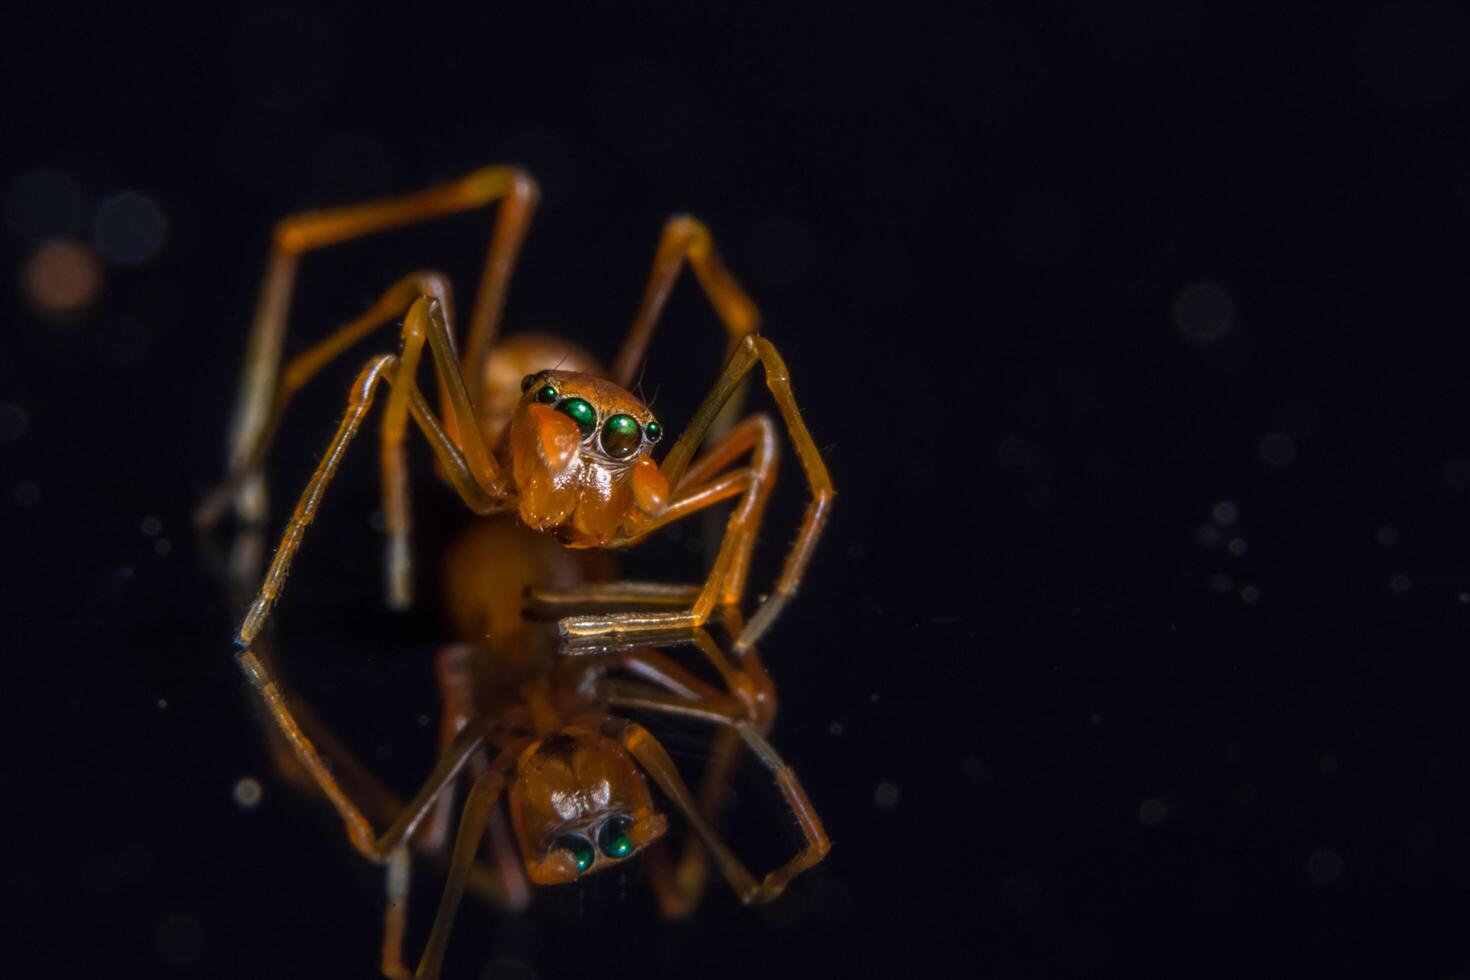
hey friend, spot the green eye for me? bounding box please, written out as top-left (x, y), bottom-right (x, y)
top-left (600, 414), bottom-right (642, 459)
top-left (556, 397), bottom-right (597, 436)
top-left (536, 384), bottom-right (559, 405)
top-left (644, 420), bottom-right (662, 444)
top-left (598, 816), bottom-right (634, 859)
top-left (556, 834), bottom-right (595, 873)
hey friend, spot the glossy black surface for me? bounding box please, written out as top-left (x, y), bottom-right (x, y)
top-left (7, 6), bottom-right (1470, 978)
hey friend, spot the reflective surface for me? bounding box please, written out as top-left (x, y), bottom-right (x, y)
top-left (10, 6), bottom-right (1470, 979)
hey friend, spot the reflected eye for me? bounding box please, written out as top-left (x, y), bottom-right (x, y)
top-left (598, 816), bottom-right (634, 859)
top-left (644, 420), bottom-right (662, 444)
top-left (555, 834), bottom-right (595, 874)
top-left (536, 384), bottom-right (559, 405)
top-left (556, 397), bottom-right (597, 436)
top-left (601, 414), bottom-right (642, 459)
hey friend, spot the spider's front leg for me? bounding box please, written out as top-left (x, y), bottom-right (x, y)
top-left (235, 297), bottom-right (506, 649)
top-left (559, 335), bottom-right (834, 651)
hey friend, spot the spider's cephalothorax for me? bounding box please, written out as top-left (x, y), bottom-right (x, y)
top-left (509, 370), bottom-right (668, 546)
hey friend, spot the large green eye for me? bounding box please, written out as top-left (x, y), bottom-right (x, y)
top-left (536, 383), bottom-right (559, 405)
top-left (600, 414), bottom-right (642, 459)
top-left (556, 834), bottom-right (595, 874)
top-left (556, 397), bottom-right (596, 436)
top-left (644, 420), bottom-right (662, 444)
top-left (598, 816), bottom-right (634, 859)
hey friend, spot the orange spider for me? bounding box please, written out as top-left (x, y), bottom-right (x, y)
top-left (197, 166), bottom-right (833, 656)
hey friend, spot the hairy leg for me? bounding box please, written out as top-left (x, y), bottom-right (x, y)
top-left (562, 337), bottom-right (832, 650)
top-left (607, 715), bottom-right (829, 904)
top-left (223, 168), bottom-right (537, 528)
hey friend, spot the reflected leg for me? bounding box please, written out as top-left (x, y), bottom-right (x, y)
top-left (609, 716), bottom-right (829, 904)
top-left (414, 756), bottom-right (522, 980)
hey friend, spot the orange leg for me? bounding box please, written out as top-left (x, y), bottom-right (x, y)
top-left (608, 715), bottom-right (830, 904)
top-left (208, 274), bottom-right (506, 610)
top-left (235, 647), bottom-right (495, 860)
top-left (561, 336), bottom-right (833, 651)
top-left (236, 298), bottom-right (513, 649)
top-left (611, 216), bottom-right (760, 390)
top-left (645, 726), bottom-right (743, 918)
top-left (551, 414), bottom-right (777, 606)
top-left (414, 751), bottom-right (525, 980)
top-left (381, 847), bottom-right (414, 980)
top-left (222, 167), bottom-right (537, 529)
top-left (232, 638), bottom-right (522, 980)
top-left (577, 625), bottom-right (783, 916)
top-left (421, 645), bottom-right (532, 913)
top-left (195, 271), bottom-right (458, 529)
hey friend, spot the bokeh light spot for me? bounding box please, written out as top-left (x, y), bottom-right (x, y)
top-left (873, 781), bottom-right (900, 809)
top-left (1174, 281), bottom-right (1235, 343)
top-left (155, 913), bottom-right (206, 967)
top-left (1306, 848), bottom-right (1345, 887)
top-left (1259, 431), bottom-right (1296, 466)
top-left (93, 191), bottom-right (166, 266)
top-left (22, 239), bottom-right (104, 318)
top-left (233, 777), bottom-right (263, 808)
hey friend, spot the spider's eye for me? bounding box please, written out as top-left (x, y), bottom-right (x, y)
top-left (555, 834), bottom-right (596, 874)
top-left (521, 373), bottom-right (538, 392)
top-left (556, 397), bottom-right (597, 436)
top-left (536, 384), bottom-right (559, 405)
top-left (644, 420), bottom-right (662, 444)
top-left (600, 414), bottom-right (642, 459)
top-left (598, 816), bottom-right (634, 859)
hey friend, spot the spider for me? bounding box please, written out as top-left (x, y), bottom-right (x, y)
top-left (196, 166), bottom-right (833, 656)
top-left (228, 514), bottom-right (829, 980)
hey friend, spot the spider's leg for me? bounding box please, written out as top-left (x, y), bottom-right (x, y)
top-left (378, 297), bottom-right (506, 607)
top-left (195, 271), bottom-right (458, 530)
top-left (415, 760), bottom-right (519, 980)
top-left (419, 645), bottom-right (533, 913)
top-left (237, 297), bottom-right (509, 644)
top-left (606, 714), bottom-right (830, 905)
top-left (381, 847), bottom-right (413, 980)
top-left (611, 216), bottom-right (759, 390)
top-left (562, 337), bottom-right (832, 650)
top-left (230, 640), bottom-right (521, 979)
top-left (596, 652), bottom-right (750, 918)
top-left (530, 412), bottom-right (778, 615)
top-left (645, 725), bottom-right (744, 918)
top-left (561, 624), bottom-right (775, 728)
top-left (576, 625), bottom-right (777, 916)
top-left (525, 581), bottom-right (702, 615)
top-left (222, 167), bottom-right (537, 528)
top-left (237, 643), bottom-right (493, 859)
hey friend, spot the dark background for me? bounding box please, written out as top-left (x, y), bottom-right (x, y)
top-left (6, 3), bottom-right (1470, 977)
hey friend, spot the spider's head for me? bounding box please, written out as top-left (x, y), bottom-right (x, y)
top-left (507, 730), bottom-right (668, 885)
top-left (508, 370), bottom-right (670, 544)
